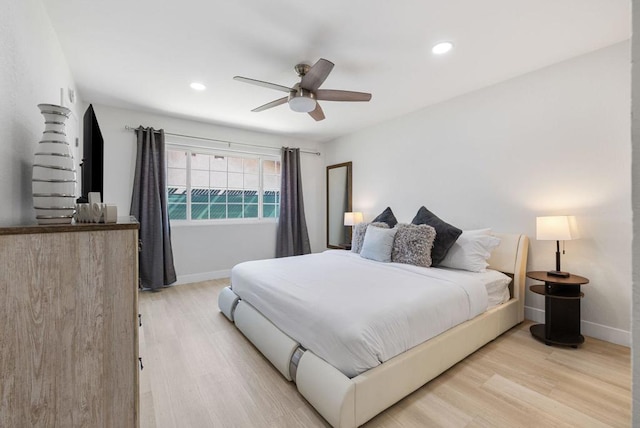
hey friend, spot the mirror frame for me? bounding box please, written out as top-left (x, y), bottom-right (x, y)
top-left (326, 161), bottom-right (353, 249)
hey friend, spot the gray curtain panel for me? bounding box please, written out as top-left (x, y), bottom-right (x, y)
top-left (276, 147), bottom-right (311, 257)
top-left (130, 127), bottom-right (177, 290)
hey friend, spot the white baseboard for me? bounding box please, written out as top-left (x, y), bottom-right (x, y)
top-left (524, 305), bottom-right (630, 347)
top-left (524, 306), bottom-right (545, 324)
top-left (581, 320), bottom-right (630, 347)
top-left (173, 269), bottom-right (231, 285)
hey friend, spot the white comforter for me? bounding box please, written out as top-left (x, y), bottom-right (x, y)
top-left (231, 250), bottom-right (489, 378)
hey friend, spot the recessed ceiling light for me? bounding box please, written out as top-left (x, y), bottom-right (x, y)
top-left (190, 82), bottom-right (206, 91)
top-left (432, 42), bottom-right (453, 55)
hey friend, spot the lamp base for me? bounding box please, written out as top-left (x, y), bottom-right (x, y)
top-left (547, 270), bottom-right (570, 278)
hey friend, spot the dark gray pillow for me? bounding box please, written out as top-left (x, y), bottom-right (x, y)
top-left (351, 222), bottom-right (389, 253)
top-left (411, 206), bottom-right (462, 266)
top-left (372, 207), bottom-right (398, 228)
top-left (391, 223), bottom-right (437, 267)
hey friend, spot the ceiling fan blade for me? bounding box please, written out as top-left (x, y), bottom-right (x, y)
top-left (316, 89), bottom-right (372, 102)
top-left (251, 97), bottom-right (288, 112)
top-left (300, 59), bottom-right (334, 91)
top-left (308, 103), bottom-right (325, 121)
top-left (233, 76), bottom-right (293, 93)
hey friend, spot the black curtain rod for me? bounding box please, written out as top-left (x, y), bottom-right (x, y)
top-left (124, 125), bottom-right (321, 156)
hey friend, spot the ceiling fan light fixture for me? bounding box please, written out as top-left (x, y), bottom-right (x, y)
top-left (432, 41), bottom-right (454, 55)
top-left (288, 89), bottom-right (317, 113)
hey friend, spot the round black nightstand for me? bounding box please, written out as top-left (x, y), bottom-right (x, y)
top-left (527, 271), bottom-right (589, 348)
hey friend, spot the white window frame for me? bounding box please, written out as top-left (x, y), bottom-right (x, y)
top-left (166, 144), bottom-right (281, 225)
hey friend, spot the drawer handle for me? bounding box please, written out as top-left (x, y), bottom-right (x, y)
top-left (139, 357), bottom-right (144, 371)
top-left (138, 313), bottom-right (142, 327)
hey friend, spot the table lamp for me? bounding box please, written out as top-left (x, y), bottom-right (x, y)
top-left (343, 212), bottom-right (364, 227)
top-left (536, 215), bottom-right (578, 278)
top-left (343, 212), bottom-right (363, 249)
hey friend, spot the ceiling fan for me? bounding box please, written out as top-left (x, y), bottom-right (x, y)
top-left (234, 58), bottom-right (372, 121)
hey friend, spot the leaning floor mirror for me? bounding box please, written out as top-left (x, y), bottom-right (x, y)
top-left (326, 161), bottom-right (352, 249)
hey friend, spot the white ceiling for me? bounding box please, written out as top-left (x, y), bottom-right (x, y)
top-left (42, 0), bottom-right (630, 143)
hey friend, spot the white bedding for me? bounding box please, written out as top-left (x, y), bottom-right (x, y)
top-left (437, 266), bottom-right (512, 309)
top-left (231, 250), bottom-right (504, 378)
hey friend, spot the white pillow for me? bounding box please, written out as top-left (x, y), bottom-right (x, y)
top-left (438, 229), bottom-right (500, 272)
top-left (360, 226), bottom-right (398, 262)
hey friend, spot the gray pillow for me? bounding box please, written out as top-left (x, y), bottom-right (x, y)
top-left (360, 226), bottom-right (398, 263)
top-left (371, 207), bottom-right (398, 228)
top-left (411, 206), bottom-right (462, 266)
top-left (351, 222), bottom-right (389, 254)
top-left (391, 223), bottom-right (437, 267)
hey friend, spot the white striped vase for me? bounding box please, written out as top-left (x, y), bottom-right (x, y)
top-left (32, 103), bottom-right (76, 224)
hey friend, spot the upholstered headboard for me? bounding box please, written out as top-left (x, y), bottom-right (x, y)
top-left (487, 233), bottom-right (528, 275)
top-left (488, 233), bottom-right (529, 320)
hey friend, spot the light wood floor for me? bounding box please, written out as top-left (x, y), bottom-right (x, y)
top-left (139, 280), bottom-right (630, 428)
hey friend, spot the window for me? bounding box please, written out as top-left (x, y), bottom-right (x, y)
top-left (166, 147), bottom-right (280, 222)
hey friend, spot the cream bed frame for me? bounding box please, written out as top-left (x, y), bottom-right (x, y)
top-left (218, 233), bottom-right (529, 428)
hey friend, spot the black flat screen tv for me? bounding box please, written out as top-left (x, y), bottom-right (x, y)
top-left (78, 104), bottom-right (104, 203)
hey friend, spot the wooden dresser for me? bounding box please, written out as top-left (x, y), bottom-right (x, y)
top-left (0, 218), bottom-right (140, 427)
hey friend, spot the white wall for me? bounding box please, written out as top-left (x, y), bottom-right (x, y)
top-left (0, 0), bottom-right (80, 226)
top-left (325, 42), bottom-right (631, 345)
top-left (631, 0), bottom-right (639, 423)
top-left (89, 104), bottom-right (324, 282)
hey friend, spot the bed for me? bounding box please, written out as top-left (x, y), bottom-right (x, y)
top-left (218, 232), bottom-right (529, 427)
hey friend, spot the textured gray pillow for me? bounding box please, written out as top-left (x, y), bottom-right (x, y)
top-left (360, 226), bottom-right (398, 263)
top-left (351, 222), bottom-right (389, 254)
top-left (391, 223), bottom-right (437, 267)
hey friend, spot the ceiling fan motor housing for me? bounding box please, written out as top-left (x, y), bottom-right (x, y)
top-left (288, 88), bottom-right (316, 113)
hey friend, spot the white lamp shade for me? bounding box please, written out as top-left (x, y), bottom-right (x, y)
top-left (344, 212), bottom-right (364, 226)
top-left (536, 216), bottom-right (578, 241)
